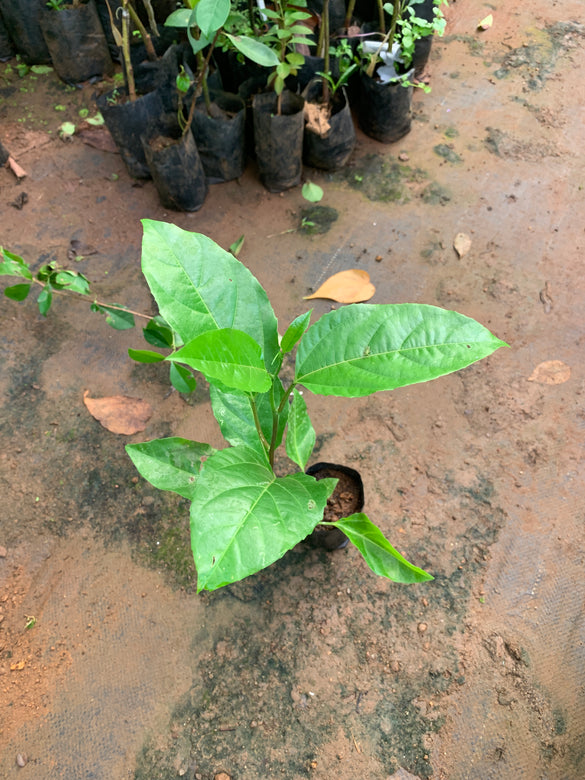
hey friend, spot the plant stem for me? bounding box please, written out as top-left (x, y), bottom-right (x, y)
top-left (343, 0), bottom-right (356, 30)
top-left (141, 0), bottom-right (159, 37)
top-left (250, 396), bottom-right (271, 454)
top-left (321, 0), bottom-right (330, 103)
top-left (126, 1), bottom-right (158, 61)
top-left (182, 30), bottom-right (219, 136)
top-left (247, 0), bottom-right (259, 36)
top-left (121, 1), bottom-right (136, 101)
top-left (30, 278), bottom-right (153, 320)
top-left (377, 0), bottom-right (386, 35)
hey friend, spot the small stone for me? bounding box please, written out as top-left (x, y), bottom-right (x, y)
top-left (0, 545), bottom-right (7, 558)
top-left (375, 255), bottom-right (383, 262)
top-left (418, 622), bottom-right (428, 634)
top-left (398, 152), bottom-right (410, 161)
top-left (16, 753), bottom-right (27, 767)
top-left (215, 773), bottom-right (231, 780)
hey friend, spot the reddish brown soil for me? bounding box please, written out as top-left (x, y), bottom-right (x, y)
top-left (1, 1), bottom-right (585, 779)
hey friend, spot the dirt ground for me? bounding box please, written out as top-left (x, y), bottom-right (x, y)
top-left (1, 1), bottom-right (584, 778)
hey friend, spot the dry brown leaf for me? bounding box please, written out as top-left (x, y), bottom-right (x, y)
top-left (527, 360), bottom-right (571, 385)
top-left (303, 269), bottom-right (375, 303)
top-left (77, 126), bottom-right (119, 154)
top-left (453, 232), bottom-right (472, 258)
top-left (83, 391), bottom-right (153, 435)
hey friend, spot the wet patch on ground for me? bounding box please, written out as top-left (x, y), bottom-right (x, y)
top-left (299, 205), bottom-right (339, 235)
top-left (331, 153), bottom-right (428, 203)
top-left (493, 22), bottom-right (585, 89)
top-left (484, 126), bottom-right (557, 161)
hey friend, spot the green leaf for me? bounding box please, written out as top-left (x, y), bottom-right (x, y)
top-left (53, 270), bottom-right (90, 294)
top-left (281, 310), bottom-right (312, 353)
top-left (126, 438), bottom-right (215, 499)
top-left (334, 513), bottom-right (434, 583)
top-left (143, 316), bottom-right (174, 348)
top-left (209, 378), bottom-right (289, 454)
top-left (196, 0), bottom-right (229, 38)
top-left (285, 389), bottom-right (315, 470)
top-left (295, 303), bottom-right (507, 397)
top-left (0, 248), bottom-right (33, 280)
top-left (128, 348), bottom-right (166, 363)
top-left (31, 64), bottom-right (53, 74)
top-left (302, 181), bottom-right (323, 203)
top-left (91, 303), bottom-right (135, 330)
top-left (37, 286), bottom-right (52, 316)
top-left (170, 362), bottom-right (197, 394)
top-left (4, 283), bottom-right (31, 301)
top-left (164, 8), bottom-right (195, 27)
top-left (286, 51), bottom-right (305, 67)
top-left (140, 221), bottom-right (280, 371)
top-left (225, 34), bottom-right (279, 67)
top-left (169, 329), bottom-right (272, 393)
top-left (190, 446), bottom-right (337, 591)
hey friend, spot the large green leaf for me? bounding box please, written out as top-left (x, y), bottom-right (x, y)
top-left (224, 33), bottom-right (279, 67)
top-left (140, 221), bottom-right (280, 371)
top-left (164, 8), bottom-right (195, 27)
top-left (169, 328), bottom-right (272, 393)
top-left (190, 446), bottom-right (337, 591)
top-left (4, 283), bottom-right (31, 301)
top-left (334, 514), bottom-right (433, 583)
top-left (209, 378), bottom-right (289, 454)
top-left (127, 438), bottom-right (215, 500)
top-left (295, 303), bottom-right (507, 396)
top-left (196, 0), bottom-right (229, 38)
top-left (285, 389), bottom-right (315, 470)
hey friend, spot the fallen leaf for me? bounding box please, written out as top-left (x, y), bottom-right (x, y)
top-left (303, 269), bottom-right (375, 303)
top-left (453, 232), bottom-right (472, 258)
top-left (83, 391), bottom-right (153, 434)
top-left (477, 14), bottom-right (493, 30)
top-left (528, 360), bottom-right (571, 385)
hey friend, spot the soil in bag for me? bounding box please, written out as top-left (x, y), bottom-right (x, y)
top-left (358, 69), bottom-right (413, 143)
top-left (0, 8), bottom-right (15, 62)
top-left (303, 81), bottom-right (355, 170)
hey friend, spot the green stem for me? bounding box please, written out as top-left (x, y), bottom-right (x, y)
top-left (141, 0), bottom-right (159, 37)
top-left (377, 0), bottom-right (386, 35)
top-left (343, 0), bottom-right (356, 30)
top-left (321, 0), bottom-right (330, 103)
top-left (31, 278), bottom-right (153, 320)
top-left (250, 396), bottom-right (271, 455)
top-left (182, 30), bottom-right (219, 136)
top-left (126, 1), bottom-right (157, 61)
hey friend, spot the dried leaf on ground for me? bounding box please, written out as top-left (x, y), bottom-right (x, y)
top-left (478, 14), bottom-right (493, 30)
top-left (303, 269), bottom-right (375, 303)
top-left (528, 360), bottom-right (571, 385)
top-left (83, 391), bottom-right (153, 434)
top-left (454, 232), bottom-right (472, 258)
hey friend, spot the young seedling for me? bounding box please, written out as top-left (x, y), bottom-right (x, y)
top-left (124, 221), bottom-right (506, 592)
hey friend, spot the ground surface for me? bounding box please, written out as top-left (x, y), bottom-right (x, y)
top-left (1, 1), bottom-right (584, 778)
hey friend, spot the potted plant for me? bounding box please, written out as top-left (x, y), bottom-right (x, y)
top-left (303, 1), bottom-right (358, 170)
top-left (125, 220), bottom-right (506, 593)
top-left (252, 0), bottom-right (314, 192)
top-left (0, 0), bottom-right (51, 64)
top-left (163, 0), bottom-right (275, 184)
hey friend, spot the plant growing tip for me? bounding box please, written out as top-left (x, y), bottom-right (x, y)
top-left (125, 220), bottom-right (507, 593)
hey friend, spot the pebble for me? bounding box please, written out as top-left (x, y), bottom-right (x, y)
top-left (418, 622), bottom-right (428, 634)
top-left (214, 773), bottom-right (231, 780)
top-left (0, 545), bottom-right (7, 558)
top-left (16, 753), bottom-right (27, 767)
